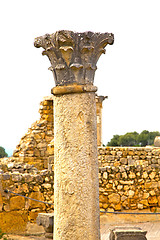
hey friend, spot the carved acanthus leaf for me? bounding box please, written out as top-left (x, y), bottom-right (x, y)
top-left (34, 30), bottom-right (114, 86)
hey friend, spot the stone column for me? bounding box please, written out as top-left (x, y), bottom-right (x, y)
top-left (96, 95), bottom-right (108, 147)
top-left (34, 30), bottom-right (114, 240)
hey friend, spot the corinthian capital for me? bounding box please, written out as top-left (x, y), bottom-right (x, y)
top-left (34, 30), bottom-right (114, 86)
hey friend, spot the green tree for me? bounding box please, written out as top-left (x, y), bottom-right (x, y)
top-left (138, 130), bottom-right (160, 146)
top-left (138, 130), bottom-right (149, 146)
top-left (0, 147), bottom-right (8, 158)
top-left (107, 130), bottom-right (160, 147)
top-left (118, 132), bottom-right (139, 146)
top-left (107, 135), bottom-right (120, 146)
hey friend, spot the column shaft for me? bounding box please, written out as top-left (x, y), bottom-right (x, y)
top-left (54, 92), bottom-right (100, 240)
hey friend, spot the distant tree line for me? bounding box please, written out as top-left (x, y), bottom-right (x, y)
top-left (107, 130), bottom-right (160, 147)
top-left (0, 147), bottom-right (8, 158)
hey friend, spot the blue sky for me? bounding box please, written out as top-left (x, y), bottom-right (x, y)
top-left (0, 0), bottom-right (160, 155)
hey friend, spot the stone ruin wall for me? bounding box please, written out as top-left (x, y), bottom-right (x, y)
top-left (98, 147), bottom-right (160, 213)
top-left (1, 97), bottom-right (160, 233)
top-left (12, 95), bottom-right (104, 170)
top-left (0, 158), bottom-right (53, 234)
top-left (1, 147), bottom-right (160, 233)
top-left (12, 96), bottom-right (54, 170)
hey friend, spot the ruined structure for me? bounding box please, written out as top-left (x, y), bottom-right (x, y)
top-left (1, 30), bottom-right (160, 238)
top-left (109, 227), bottom-right (147, 240)
top-left (98, 146), bottom-right (160, 212)
top-left (13, 96), bottom-right (54, 170)
top-left (34, 30), bottom-right (114, 240)
top-left (96, 95), bottom-right (108, 146)
top-left (12, 94), bottom-right (106, 170)
top-left (154, 136), bottom-right (160, 147)
top-left (1, 146), bottom-right (160, 234)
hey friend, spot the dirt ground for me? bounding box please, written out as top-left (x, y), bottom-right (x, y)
top-left (5, 214), bottom-right (160, 240)
top-left (4, 234), bottom-right (46, 240)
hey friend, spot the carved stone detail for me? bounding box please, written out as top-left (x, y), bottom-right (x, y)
top-left (34, 30), bottom-right (114, 86)
top-left (109, 227), bottom-right (147, 240)
top-left (37, 213), bottom-right (54, 239)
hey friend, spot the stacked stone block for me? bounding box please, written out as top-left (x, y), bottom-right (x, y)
top-left (98, 146), bottom-right (160, 213)
top-left (13, 96), bottom-right (54, 170)
top-left (0, 158), bottom-right (54, 233)
top-left (1, 146), bottom-right (160, 233)
top-left (11, 95), bottom-right (104, 171)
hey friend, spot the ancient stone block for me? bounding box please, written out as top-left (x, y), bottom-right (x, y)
top-left (37, 212), bottom-right (54, 239)
top-left (99, 194), bottom-right (108, 203)
top-left (121, 172), bottom-right (128, 179)
top-left (28, 192), bottom-right (46, 210)
top-left (42, 183), bottom-right (52, 189)
top-left (108, 193), bottom-right (120, 204)
top-left (143, 192), bottom-right (149, 199)
top-left (22, 173), bottom-right (34, 182)
top-left (103, 172), bottom-right (108, 179)
top-left (0, 211), bottom-right (28, 234)
top-left (137, 203), bottom-right (144, 210)
top-left (10, 196), bottom-right (25, 211)
top-left (128, 190), bottom-right (135, 198)
top-left (29, 209), bottom-right (41, 223)
top-left (142, 172), bottom-right (148, 179)
top-left (102, 203), bottom-right (109, 209)
top-left (11, 173), bottom-right (22, 182)
top-left (148, 195), bottom-right (158, 205)
top-left (149, 171), bottom-right (156, 179)
top-left (2, 173), bottom-right (10, 180)
top-left (128, 158), bottom-right (135, 166)
top-left (112, 202), bottom-right (122, 211)
top-left (129, 172), bottom-right (136, 179)
top-left (120, 158), bottom-right (128, 165)
top-left (157, 196), bottom-right (160, 207)
top-left (109, 227), bottom-right (147, 240)
top-left (139, 199), bottom-right (149, 208)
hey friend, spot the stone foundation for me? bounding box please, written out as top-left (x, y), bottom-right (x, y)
top-left (98, 146), bottom-right (160, 212)
top-left (1, 146), bottom-right (160, 233)
top-left (0, 158), bottom-right (54, 233)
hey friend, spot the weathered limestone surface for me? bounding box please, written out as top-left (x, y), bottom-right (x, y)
top-left (54, 92), bottom-right (99, 239)
top-left (34, 30), bottom-right (114, 86)
top-left (154, 136), bottom-right (160, 147)
top-left (0, 210), bottom-right (28, 234)
top-left (37, 212), bottom-right (54, 239)
top-left (96, 95), bottom-right (107, 146)
top-left (109, 227), bottom-right (147, 240)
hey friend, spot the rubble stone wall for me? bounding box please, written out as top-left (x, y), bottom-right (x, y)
top-left (13, 96), bottom-right (54, 170)
top-left (98, 146), bottom-right (160, 213)
top-left (1, 147), bottom-right (160, 233)
top-left (0, 158), bottom-right (54, 233)
top-left (12, 95), bottom-right (104, 171)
